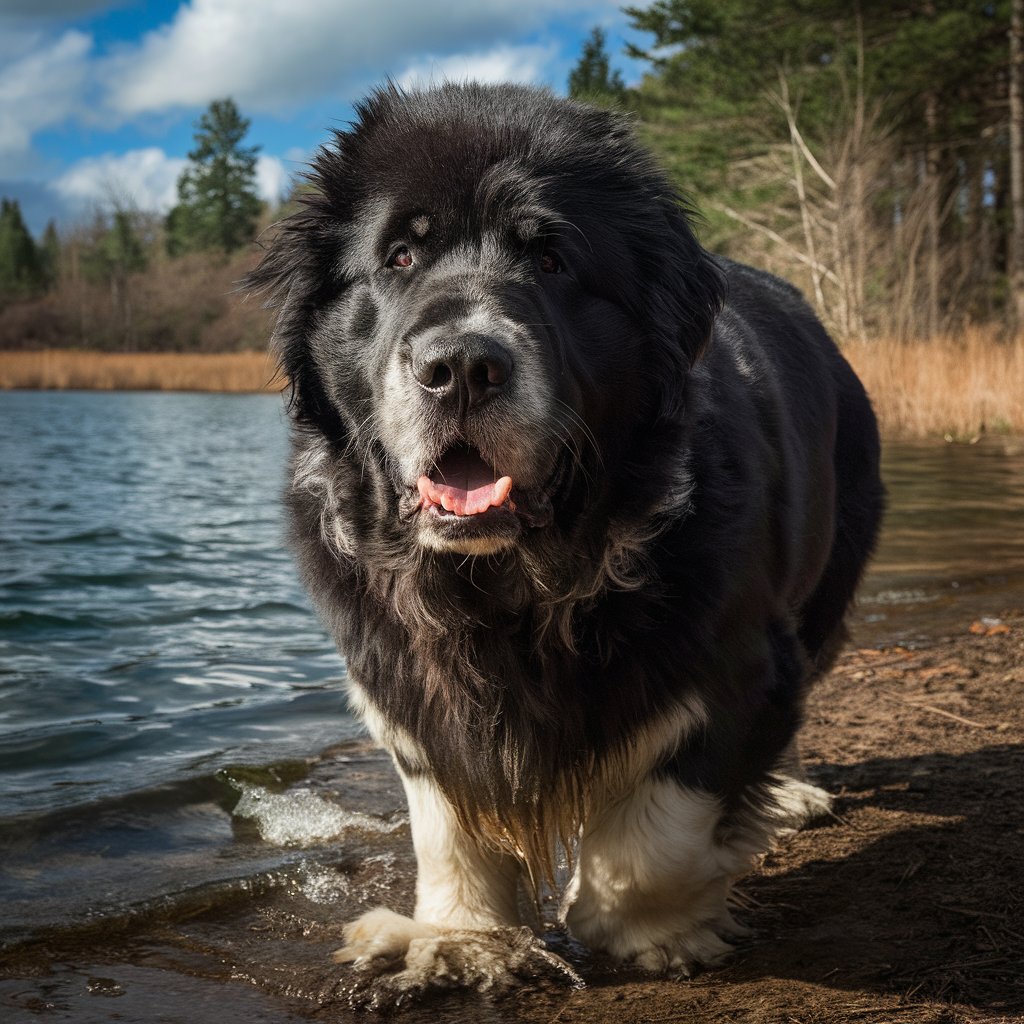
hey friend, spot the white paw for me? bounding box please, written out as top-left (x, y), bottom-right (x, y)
top-left (333, 908), bottom-right (582, 1009)
top-left (630, 911), bottom-right (748, 976)
top-left (769, 778), bottom-right (833, 832)
top-left (333, 908), bottom-right (440, 967)
top-left (568, 889), bottom-right (750, 979)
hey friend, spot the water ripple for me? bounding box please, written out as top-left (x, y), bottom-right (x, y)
top-left (0, 392), bottom-right (352, 821)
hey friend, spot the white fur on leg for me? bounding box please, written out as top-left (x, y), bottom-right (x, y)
top-left (402, 772), bottom-right (521, 929)
top-left (333, 771), bottom-right (579, 1005)
top-left (565, 778), bottom-right (754, 975)
top-left (769, 739), bottom-right (833, 833)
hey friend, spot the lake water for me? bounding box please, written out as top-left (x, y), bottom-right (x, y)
top-left (1, 391), bottom-right (1022, 1020)
top-left (0, 392), bottom-right (362, 819)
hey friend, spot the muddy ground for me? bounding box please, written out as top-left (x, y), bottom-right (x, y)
top-left (2, 611), bottom-right (1022, 1024)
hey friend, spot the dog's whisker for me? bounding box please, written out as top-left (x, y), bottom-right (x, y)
top-left (554, 399), bottom-right (603, 468)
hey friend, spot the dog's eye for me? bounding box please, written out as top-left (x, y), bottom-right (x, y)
top-left (389, 247), bottom-right (414, 269)
top-left (538, 250), bottom-right (562, 275)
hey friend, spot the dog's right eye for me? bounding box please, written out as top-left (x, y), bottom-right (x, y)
top-left (538, 249), bottom-right (562, 274)
top-left (389, 247), bottom-right (414, 269)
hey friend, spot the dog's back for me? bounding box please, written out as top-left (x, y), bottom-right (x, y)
top-left (714, 258), bottom-right (884, 671)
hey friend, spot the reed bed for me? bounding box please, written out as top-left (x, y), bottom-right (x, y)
top-left (0, 350), bottom-right (280, 394)
top-left (843, 329), bottom-right (1024, 440)
top-left (2, 334), bottom-right (1022, 439)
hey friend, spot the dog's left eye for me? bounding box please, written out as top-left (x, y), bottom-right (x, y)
top-left (538, 250), bottom-right (562, 274)
top-left (389, 247), bottom-right (414, 269)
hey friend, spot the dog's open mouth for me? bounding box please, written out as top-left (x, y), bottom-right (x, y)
top-left (412, 444), bottom-right (558, 541)
top-left (417, 444), bottom-right (514, 517)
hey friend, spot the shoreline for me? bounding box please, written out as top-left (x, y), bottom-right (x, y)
top-left (0, 349), bottom-right (281, 394)
top-left (2, 340), bottom-right (1023, 439)
top-left (3, 614), bottom-right (1021, 1022)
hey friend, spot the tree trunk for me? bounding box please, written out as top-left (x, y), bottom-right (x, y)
top-left (1009, 0), bottom-right (1024, 333)
top-left (923, 91), bottom-right (942, 339)
top-left (850, 5), bottom-right (867, 339)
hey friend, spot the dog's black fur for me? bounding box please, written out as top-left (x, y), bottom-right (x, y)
top-left (248, 82), bottom-right (883, 968)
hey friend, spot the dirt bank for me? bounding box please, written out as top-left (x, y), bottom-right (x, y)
top-left (561, 612), bottom-right (1024, 1024)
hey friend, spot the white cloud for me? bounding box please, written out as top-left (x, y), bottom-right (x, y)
top-left (396, 44), bottom-right (558, 91)
top-left (52, 148), bottom-right (186, 212)
top-left (51, 147), bottom-right (288, 214)
top-left (100, 0), bottom-right (617, 115)
top-left (0, 0), bottom-right (631, 218)
top-left (255, 154), bottom-right (288, 206)
top-left (0, 29), bottom-right (92, 173)
top-left (0, 1), bottom-right (617, 176)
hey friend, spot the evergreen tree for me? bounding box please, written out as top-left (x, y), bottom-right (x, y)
top-left (623, 0), bottom-right (1013, 336)
top-left (0, 198), bottom-right (46, 303)
top-left (98, 211), bottom-right (147, 279)
top-left (568, 27), bottom-right (627, 103)
top-left (166, 98), bottom-right (262, 256)
top-left (40, 220), bottom-right (61, 290)
top-left (82, 207), bottom-right (148, 350)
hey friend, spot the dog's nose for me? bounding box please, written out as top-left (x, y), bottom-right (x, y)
top-left (411, 334), bottom-right (513, 409)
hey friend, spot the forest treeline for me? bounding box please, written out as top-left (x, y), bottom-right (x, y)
top-left (2, 1), bottom-right (1023, 351)
top-left (602, 0), bottom-right (1024, 341)
top-left (0, 99), bottom-right (273, 352)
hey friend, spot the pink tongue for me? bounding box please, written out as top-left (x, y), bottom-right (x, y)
top-left (415, 450), bottom-right (512, 516)
top-left (417, 474), bottom-right (513, 516)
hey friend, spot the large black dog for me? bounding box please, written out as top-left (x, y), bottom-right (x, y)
top-left (249, 83), bottom-right (883, 992)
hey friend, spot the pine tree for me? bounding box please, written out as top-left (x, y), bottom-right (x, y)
top-left (0, 198), bottom-right (46, 304)
top-left (82, 207), bottom-right (148, 350)
top-left (568, 28), bottom-right (627, 103)
top-left (623, 0), bottom-right (1013, 336)
top-left (40, 220), bottom-right (61, 290)
top-left (166, 98), bottom-right (262, 256)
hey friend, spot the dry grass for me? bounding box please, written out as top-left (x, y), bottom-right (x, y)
top-left (844, 328), bottom-right (1024, 440)
top-left (2, 334), bottom-right (1022, 439)
top-left (0, 350), bottom-right (281, 393)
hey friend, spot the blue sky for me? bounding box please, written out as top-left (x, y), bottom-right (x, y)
top-left (0, 0), bottom-right (649, 236)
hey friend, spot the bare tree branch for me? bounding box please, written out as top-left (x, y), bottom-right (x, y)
top-left (708, 200), bottom-right (841, 286)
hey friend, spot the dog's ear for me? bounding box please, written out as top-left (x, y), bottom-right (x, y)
top-left (243, 149), bottom-right (355, 434)
top-left (647, 199), bottom-right (725, 373)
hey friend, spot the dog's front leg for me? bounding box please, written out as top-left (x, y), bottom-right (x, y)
top-left (565, 776), bottom-right (752, 976)
top-left (404, 769), bottom-right (522, 929)
top-left (336, 769), bottom-right (519, 963)
top-left (335, 769), bottom-right (575, 1002)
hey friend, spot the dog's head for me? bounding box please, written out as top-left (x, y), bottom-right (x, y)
top-left (249, 83), bottom-right (723, 558)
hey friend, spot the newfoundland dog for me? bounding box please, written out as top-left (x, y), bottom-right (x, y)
top-left (248, 82), bottom-right (883, 994)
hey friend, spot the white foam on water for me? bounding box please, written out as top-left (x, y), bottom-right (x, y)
top-left (862, 588), bottom-right (938, 606)
top-left (232, 784), bottom-right (402, 847)
top-left (297, 863), bottom-right (351, 903)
